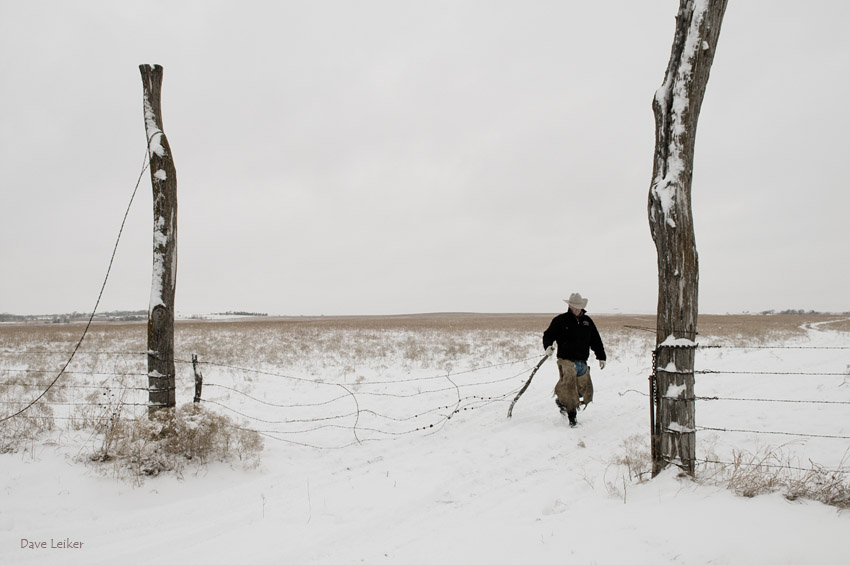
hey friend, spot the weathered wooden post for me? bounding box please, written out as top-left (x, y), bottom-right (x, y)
top-left (648, 1), bottom-right (727, 476)
top-left (140, 64), bottom-right (178, 413)
top-left (192, 354), bottom-right (203, 403)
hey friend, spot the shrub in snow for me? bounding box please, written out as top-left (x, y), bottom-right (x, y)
top-left (88, 404), bottom-right (262, 482)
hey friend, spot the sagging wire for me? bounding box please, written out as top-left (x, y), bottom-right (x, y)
top-left (0, 149), bottom-right (149, 424)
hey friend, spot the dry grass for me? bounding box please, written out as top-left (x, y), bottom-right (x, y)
top-left (0, 403), bottom-right (55, 454)
top-left (703, 448), bottom-right (850, 510)
top-left (89, 404), bottom-right (262, 484)
top-left (172, 314), bottom-right (549, 376)
top-left (696, 314), bottom-right (849, 344)
top-left (610, 433), bottom-right (653, 482)
top-left (4, 311), bottom-right (842, 351)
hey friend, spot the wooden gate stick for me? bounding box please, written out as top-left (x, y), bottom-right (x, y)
top-left (507, 353), bottom-right (552, 419)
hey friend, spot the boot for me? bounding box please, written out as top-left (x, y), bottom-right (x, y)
top-left (555, 400), bottom-right (569, 415)
top-left (567, 410), bottom-right (577, 427)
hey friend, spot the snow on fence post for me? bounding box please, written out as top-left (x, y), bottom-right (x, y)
top-left (140, 64), bottom-right (178, 414)
top-left (648, 0), bottom-right (727, 476)
top-left (653, 341), bottom-right (698, 475)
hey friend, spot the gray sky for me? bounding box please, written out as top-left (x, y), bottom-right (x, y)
top-left (1, 0), bottom-right (848, 316)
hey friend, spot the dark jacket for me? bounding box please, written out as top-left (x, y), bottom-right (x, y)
top-left (542, 310), bottom-right (606, 362)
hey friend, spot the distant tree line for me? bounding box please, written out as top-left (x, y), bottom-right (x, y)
top-left (213, 311), bottom-right (268, 317)
top-left (758, 309), bottom-right (850, 315)
top-left (0, 310), bottom-right (147, 323)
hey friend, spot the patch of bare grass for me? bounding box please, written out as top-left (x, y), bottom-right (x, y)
top-left (609, 434), bottom-right (653, 482)
top-left (702, 447), bottom-right (850, 510)
top-left (0, 403), bottom-right (55, 454)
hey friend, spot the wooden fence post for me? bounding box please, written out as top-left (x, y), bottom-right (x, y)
top-left (648, 1), bottom-right (728, 475)
top-left (192, 354), bottom-right (203, 403)
top-left (140, 64), bottom-right (178, 414)
top-left (654, 343), bottom-right (697, 475)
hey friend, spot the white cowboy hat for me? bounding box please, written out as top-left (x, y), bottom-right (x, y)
top-left (564, 292), bottom-right (588, 309)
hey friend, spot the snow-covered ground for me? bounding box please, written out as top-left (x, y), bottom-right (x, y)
top-left (1, 317), bottom-right (848, 564)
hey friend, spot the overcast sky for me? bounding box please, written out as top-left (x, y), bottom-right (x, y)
top-left (1, 1), bottom-right (848, 316)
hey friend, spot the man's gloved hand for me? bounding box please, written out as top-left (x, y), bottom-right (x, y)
top-left (545, 345), bottom-right (555, 357)
top-left (599, 360), bottom-right (606, 370)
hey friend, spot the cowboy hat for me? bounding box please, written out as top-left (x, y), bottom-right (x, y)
top-left (564, 292), bottom-right (588, 309)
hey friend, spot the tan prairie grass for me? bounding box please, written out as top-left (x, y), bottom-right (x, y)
top-left (695, 314), bottom-right (850, 344)
top-left (2, 312), bottom-right (846, 377)
top-left (3, 311), bottom-right (845, 346)
top-left (702, 447), bottom-right (850, 510)
top-left (171, 312), bottom-right (849, 373)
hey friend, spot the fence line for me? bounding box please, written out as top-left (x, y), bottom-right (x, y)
top-left (2, 369), bottom-right (148, 376)
top-left (646, 336), bottom-right (849, 480)
top-left (0, 383), bottom-right (151, 390)
top-left (661, 456), bottom-right (850, 475)
top-left (4, 326), bottom-right (845, 453)
top-left (191, 358), bottom-right (529, 447)
top-left (696, 426), bottom-right (850, 440)
top-left (694, 344), bottom-right (850, 350)
top-left (623, 389), bottom-right (850, 407)
top-left (697, 369), bottom-right (848, 376)
top-left (185, 355), bottom-right (538, 385)
top-left (224, 388), bottom-right (520, 450)
top-left (695, 396), bottom-right (850, 405)
top-left (2, 343), bottom-right (537, 450)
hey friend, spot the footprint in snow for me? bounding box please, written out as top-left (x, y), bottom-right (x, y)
top-left (541, 499), bottom-right (569, 516)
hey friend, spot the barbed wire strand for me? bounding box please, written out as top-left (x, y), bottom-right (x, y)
top-left (620, 389), bottom-right (850, 406)
top-left (0, 382), bottom-right (151, 391)
top-left (658, 456), bottom-right (850, 475)
top-left (199, 365), bottom-right (530, 409)
top-left (223, 387), bottom-right (520, 450)
top-left (0, 401), bottom-right (150, 407)
top-left (2, 369), bottom-right (148, 376)
top-left (193, 356), bottom-right (537, 387)
top-left (2, 350), bottom-right (147, 358)
top-left (697, 425), bottom-right (850, 440)
top-left (695, 396), bottom-right (850, 405)
top-left (199, 384), bottom-right (517, 428)
top-left (697, 369), bottom-right (849, 376)
top-left (701, 345), bottom-right (850, 350)
top-left (204, 383), bottom-right (350, 408)
top-left (338, 382), bottom-right (361, 445)
top-left (694, 457), bottom-right (850, 474)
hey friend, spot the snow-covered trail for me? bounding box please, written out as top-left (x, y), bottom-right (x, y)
top-left (2, 322), bottom-right (849, 564)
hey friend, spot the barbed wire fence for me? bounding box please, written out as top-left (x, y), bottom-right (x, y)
top-left (189, 353), bottom-right (538, 449)
top-left (2, 325), bottom-right (848, 485)
top-left (0, 344), bottom-right (541, 454)
top-left (634, 337), bottom-right (850, 475)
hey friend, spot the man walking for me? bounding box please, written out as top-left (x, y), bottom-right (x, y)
top-left (542, 292), bottom-right (607, 427)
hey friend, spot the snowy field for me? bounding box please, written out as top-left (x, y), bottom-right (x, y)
top-left (1, 313), bottom-right (849, 564)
